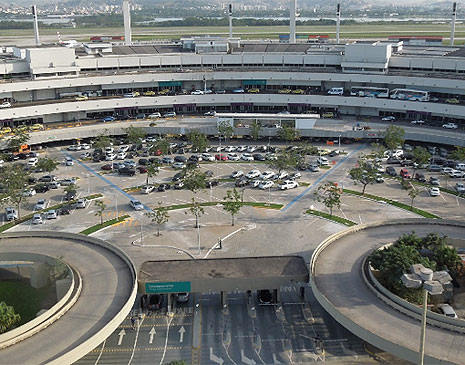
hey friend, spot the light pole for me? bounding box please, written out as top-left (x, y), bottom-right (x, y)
top-left (338, 135), bottom-right (341, 149)
top-left (401, 264), bottom-right (452, 365)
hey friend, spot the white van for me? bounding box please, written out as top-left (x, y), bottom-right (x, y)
top-left (328, 87), bottom-right (344, 96)
top-left (455, 163), bottom-right (465, 171)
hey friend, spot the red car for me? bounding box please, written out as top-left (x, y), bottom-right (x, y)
top-left (137, 166), bottom-right (148, 173)
top-left (215, 154), bottom-right (228, 161)
top-left (400, 168), bottom-right (411, 179)
top-left (101, 164), bottom-right (114, 171)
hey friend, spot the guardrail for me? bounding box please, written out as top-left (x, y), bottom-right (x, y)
top-left (310, 219), bottom-right (465, 365)
top-left (0, 231), bottom-right (138, 365)
top-left (0, 253), bottom-right (80, 349)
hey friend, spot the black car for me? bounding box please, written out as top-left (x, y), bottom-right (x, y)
top-left (386, 166), bottom-right (397, 176)
top-left (205, 170), bottom-right (214, 177)
top-left (39, 175), bottom-right (56, 182)
top-left (174, 155), bottom-right (187, 163)
top-left (415, 172), bottom-right (426, 182)
top-left (64, 190), bottom-right (77, 201)
top-left (387, 157), bottom-right (402, 164)
top-left (235, 178), bottom-right (248, 187)
top-left (118, 167), bottom-right (136, 176)
top-left (149, 157), bottom-right (161, 164)
top-left (297, 163), bottom-right (308, 171)
top-left (59, 205), bottom-right (71, 215)
top-left (148, 294), bottom-right (163, 311)
top-left (252, 153), bottom-right (266, 161)
top-left (27, 177), bottom-right (37, 185)
top-left (34, 183), bottom-right (49, 193)
top-left (189, 155), bottom-right (202, 162)
top-left (138, 158), bottom-right (149, 166)
top-left (400, 160), bottom-right (413, 167)
top-left (258, 290), bottom-right (273, 305)
top-left (93, 154), bottom-right (105, 162)
top-left (174, 181), bottom-right (184, 189)
top-left (205, 180), bottom-right (219, 188)
top-left (158, 183), bottom-right (171, 192)
top-left (17, 153), bottom-right (28, 160)
top-left (172, 172), bottom-right (185, 182)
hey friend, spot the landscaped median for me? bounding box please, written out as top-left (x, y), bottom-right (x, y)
top-left (306, 209), bottom-right (357, 227)
top-left (80, 215), bottom-right (130, 235)
top-left (161, 201), bottom-right (283, 211)
top-left (343, 189), bottom-right (441, 219)
top-left (0, 193), bottom-right (104, 233)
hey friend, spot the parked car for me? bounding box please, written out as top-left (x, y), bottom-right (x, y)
top-left (64, 190), bottom-right (77, 201)
top-left (246, 170), bottom-right (261, 179)
top-left (437, 304), bottom-right (458, 319)
top-left (455, 183), bottom-right (465, 193)
top-left (382, 116), bottom-right (396, 121)
top-left (49, 181), bottom-right (61, 189)
top-left (429, 187), bottom-right (441, 196)
top-left (22, 188), bottom-right (36, 197)
top-left (241, 153), bottom-right (254, 161)
top-left (317, 156), bottom-right (329, 166)
top-left (278, 180), bottom-right (299, 190)
top-left (118, 167), bottom-right (136, 176)
top-left (410, 119), bottom-right (425, 124)
top-left (308, 164), bottom-right (320, 172)
top-left (260, 171), bottom-right (275, 180)
top-left (148, 294), bottom-right (163, 311)
top-left (258, 181), bottom-right (274, 190)
top-left (205, 180), bottom-right (219, 188)
top-left (158, 183), bottom-right (171, 192)
top-left (201, 153), bottom-right (214, 161)
top-left (46, 210), bottom-right (58, 219)
top-left (231, 170), bottom-right (244, 178)
top-left (162, 111), bottom-right (176, 118)
top-left (227, 153), bottom-right (240, 161)
top-left (442, 123), bottom-right (458, 129)
top-left (385, 166), bottom-right (397, 176)
top-left (235, 178), bottom-right (248, 187)
top-left (174, 181), bottom-right (184, 189)
top-left (429, 176), bottom-right (440, 186)
top-left (34, 183), bottom-right (49, 193)
top-left (415, 173), bottom-right (426, 182)
top-left (75, 198), bottom-right (87, 209)
top-left (400, 168), bottom-right (411, 179)
top-left (5, 207), bottom-right (18, 221)
top-left (32, 213), bottom-right (43, 225)
top-left (141, 185), bottom-right (155, 194)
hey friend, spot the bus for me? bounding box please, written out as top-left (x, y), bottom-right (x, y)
top-left (389, 89), bottom-right (430, 102)
top-left (350, 86), bottom-right (389, 98)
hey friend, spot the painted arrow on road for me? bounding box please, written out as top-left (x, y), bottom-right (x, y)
top-left (209, 347), bottom-right (224, 365)
top-left (117, 329), bottom-right (126, 346)
top-left (178, 326), bottom-right (186, 343)
top-left (148, 327), bottom-right (156, 344)
top-left (241, 349), bottom-right (256, 365)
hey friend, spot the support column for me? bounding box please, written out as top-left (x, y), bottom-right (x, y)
top-left (336, 3), bottom-right (341, 44)
top-left (167, 293), bottom-right (172, 313)
top-left (273, 289), bottom-right (280, 304)
top-left (289, 0), bottom-right (296, 43)
top-left (451, 2), bottom-right (457, 46)
top-left (221, 291), bottom-right (228, 309)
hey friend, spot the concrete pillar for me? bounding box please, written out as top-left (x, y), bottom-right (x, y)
top-left (451, 2), bottom-right (457, 46)
top-left (30, 262), bottom-right (49, 288)
top-left (336, 3), bottom-right (341, 44)
top-left (221, 291), bottom-right (228, 309)
top-left (167, 293), bottom-right (172, 313)
top-left (123, 1), bottom-right (132, 46)
top-left (300, 286), bottom-right (305, 300)
top-left (228, 4), bottom-right (233, 39)
top-left (32, 5), bottom-right (41, 46)
top-left (273, 289), bottom-right (280, 304)
top-left (289, 0), bottom-right (296, 43)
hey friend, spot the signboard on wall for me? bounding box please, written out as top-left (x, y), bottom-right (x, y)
top-left (145, 281), bottom-right (191, 294)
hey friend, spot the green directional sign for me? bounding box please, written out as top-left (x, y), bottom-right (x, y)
top-left (145, 281), bottom-right (191, 294)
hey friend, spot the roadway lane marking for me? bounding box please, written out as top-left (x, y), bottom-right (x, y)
top-left (62, 151), bottom-right (152, 212)
top-left (280, 144), bottom-right (366, 212)
top-left (158, 315), bottom-right (174, 365)
top-left (94, 339), bottom-right (106, 364)
top-left (210, 347), bottom-right (224, 365)
top-left (90, 346), bottom-right (187, 353)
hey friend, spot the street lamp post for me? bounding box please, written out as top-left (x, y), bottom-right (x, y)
top-left (401, 264), bottom-right (452, 365)
top-left (338, 135), bottom-right (341, 149)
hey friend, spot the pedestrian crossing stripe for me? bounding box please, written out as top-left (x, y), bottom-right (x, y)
top-left (90, 346), bottom-right (186, 353)
top-left (118, 322), bottom-right (192, 329)
top-left (191, 347), bottom-right (200, 365)
top-left (126, 313), bottom-right (193, 320)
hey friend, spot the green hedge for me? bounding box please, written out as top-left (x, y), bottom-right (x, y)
top-left (162, 201), bottom-right (283, 211)
top-left (343, 189), bottom-right (441, 219)
top-left (0, 193), bottom-right (103, 233)
top-left (80, 214), bottom-right (130, 235)
top-left (306, 209), bottom-right (357, 226)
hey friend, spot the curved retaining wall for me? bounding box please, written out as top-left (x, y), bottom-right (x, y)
top-left (0, 252), bottom-right (80, 349)
top-left (0, 231), bottom-right (138, 365)
top-left (310, 219), bottom-right (465, 365)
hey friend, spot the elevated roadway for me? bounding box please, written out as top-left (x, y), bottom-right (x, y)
top-left (0, 231), bottom-right (137, 364)
top-left (311, 219), bottom-right (465, 364)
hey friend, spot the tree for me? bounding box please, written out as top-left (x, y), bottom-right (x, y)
top-left (150, 136), bottom-right (171, 155)
top-left (94, 200), bottom-right (106, 225)
top-left (277, 126), bottom-right (300, 145)
top-left (449, 146), bottom-right (465, 161)
top-left (218, 121), bottom-right (234, 143)
top-left (407, 186), bottom-right (420, 210)
top-left (146, 202), bottom-right (170, 236)
top-left (268, 151), bottom-right (298, 173)
top-left (370, 142), bottom-right (386, 159)
top-left (92, 132), bottom-right (113, 150)
top-left (182, 166), bottom-right (206, 194)
top-left (383, 125), bottom-right (405, 151)
top-left (36, 157), bottom-right (59, 175)
top-left (146, 162), bottom-right (161, 185)
top-left (223, 189), bottom-right (242, 226)
top-left (349, 159), bottom-right (378, 194)
top-left (188, 130), bottom-right (209, 153)
top-left (412, 147), bottom-right (431, 177)
top-left (124, 126), bottom-right (146, 145)
top-left (187, 197), bottom-right (204, 229)
top-left (313, 181), bottom-right (342, 216)
top-left (249, 120), bottom-right (262, 141)
top-left (8, 129), bottom-right (30, 152)
top-left (0, 301), bottom-right (21, 334)
top-left (0, 165), bottom-right (30, 219)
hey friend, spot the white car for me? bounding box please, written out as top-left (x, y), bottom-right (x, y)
top-left (251, 179), bottom-right (263, 188)
top-left (119, 145), bottom-right (130, 153)
top-left (231, 170), bottom-right (244, 178)
top-left (46, 210), bottom-right (58, 219)
top-left (438, 304), bottom-right (458, 319)
top-left (449, 170), bottom-right (464, 178)
top-left (442, 123), bottom-right (458, 129)
top-left (382, 116), bottom-right (396, 121)
top-left (35, 199), bottom-right (47, 211)
top-left (129, 200), bottom-right (144, 210)
top-left (225, 146), bottom-right (236, 152)
top-left (191, 90), bottom-right (204, 95)
top-left (201, 153), bottom-right (214, 162)
top-left (455, 183), bottom-right (465, 193)
top-left (64, 157), bottom-right (74, 166)
top-left (32, 213), bottom-right (43, 225)
top-left (236, 145), bottom-right (247, 152)
top-left (106, 153), bottom-right (117, 161)
top-left (227, 153), bottom-right (240, 161)
top-left (22, 188), bottom-right (36, 197)
top-left (317, 156), bottom-right (329, 166)
top-left (28, 157), bottom-right (38, 166)
top-left (0, 101), bottom-right (11, 108)
top-left (141, 185), bottom-right (155, 194)
top-left (204, 110), bottom-right (216, 116)
top-left (105, 146), bottom-right (114, 154)
top-left (5, 207), bottom-right (18, 221)
top-left (277, 171), bottom-right (289, 180)
top-left (172, 162), bottom-right (186, 169)
top-left (49, 181), bottom-right (61, 189)
top-left (308, 164), bottom-right (320, 172)
top-left (117, 152), bottom-right (127, 160)
top-left (246, 146), bottom-right (257, 153)
top-left (80, 152), bottom-right (91, 159)
top-left (411, 119), bottom-right (425, 124)
top-left (429, 187), bottom-right (441, 197)
top-left (241, 153), bottom-right (254, 161)
top-left (76, 199), bottom-right (87, 209)
top-left (148, 112), bottom-right (161, 119)
top-left (258, 181), bottom-right (274, 190)
top-left (441, 167), bottom-right (454, 175)
top-left (261, 171), bottom-right (275, 180)
top-left (163, 111), bottom-right (176, 118)
top-left (246, 170), bottom-right (261, 179)
top-left (278, 180), bottom-right (299, 190)
top-left (80, 143), bottom-right (91, 150)
top-left (60, 178), bottom-right (76, 186)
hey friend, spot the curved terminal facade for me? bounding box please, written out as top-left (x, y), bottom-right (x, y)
top-left (1, 40), bottom-right (465, 129)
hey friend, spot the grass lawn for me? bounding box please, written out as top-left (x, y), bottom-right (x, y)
top-left (0, 280), bottom-right (56, 326)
